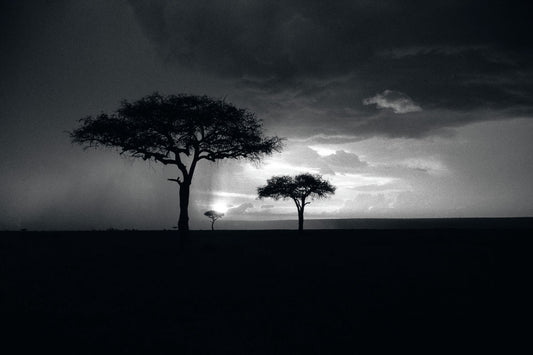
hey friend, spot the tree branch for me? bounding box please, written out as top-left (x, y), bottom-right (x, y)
top-left (174, 151), bottom-right (190, 182)
top-left (167, 177), bottom-right (182, 186)
top-left (293, 198), bottom-right (301, 210)
top-left (198, 154), bottom-right (216, 162)
top-left (188, 152), bottom-right (200, 179)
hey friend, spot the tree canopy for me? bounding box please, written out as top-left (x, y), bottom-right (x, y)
top-left (71, 93), bottom-right (283, 170)
top-left (70, 93), bottom-right (283, 230)
top-left (258, 173), bottom-right (335, 230)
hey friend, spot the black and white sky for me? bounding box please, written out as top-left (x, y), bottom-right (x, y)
top-left (1, 0), bottom-right (533, 230)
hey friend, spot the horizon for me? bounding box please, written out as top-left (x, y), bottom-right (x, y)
top-left (1, 1), bottom-right (533, 230)
top-left (5, 216), bottom-right (533, 232)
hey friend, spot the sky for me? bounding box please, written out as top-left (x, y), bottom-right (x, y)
top-left (1, 0), bottom-right (532, 230)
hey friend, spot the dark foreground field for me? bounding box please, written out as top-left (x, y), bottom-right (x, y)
top-left (1, 229), bottom-right (531, 353)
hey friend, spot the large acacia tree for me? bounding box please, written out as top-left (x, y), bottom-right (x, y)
top-left (70, 93), bottom-right (283, 230)
top-left (257, 173), bottom-right (336, 231)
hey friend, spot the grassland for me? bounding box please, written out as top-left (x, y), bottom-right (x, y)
top-left (1, 228), bottom-right (531, 353)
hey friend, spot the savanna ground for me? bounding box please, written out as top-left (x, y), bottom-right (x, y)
top-left (1, 227), bottom-right (531, 353)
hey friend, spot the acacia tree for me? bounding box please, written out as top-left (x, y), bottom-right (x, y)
top-left (70, 93), bottom-right (283, 231)
top-left (204, 210), bottom-right (224, 231)
top-left (257, 173), bottom-right (336, 231)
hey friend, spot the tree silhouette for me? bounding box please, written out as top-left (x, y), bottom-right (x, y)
top-left (70, 93), bottom-right (283, 230)
top-left (204, 210), bottom-right (224, 231)
top-left (257, 173), bottom-right (336, 231)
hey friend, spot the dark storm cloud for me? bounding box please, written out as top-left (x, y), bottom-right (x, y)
top-left (127, 0), bottom-right (532, 79)
top-left (127, 0), bottom-right (533, 137)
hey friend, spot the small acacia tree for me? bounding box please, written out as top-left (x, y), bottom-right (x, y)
top-left (70, 93), bottom-right (283, 230)
top-left (257, 173), bottom-right (336, 231)
top-left (204, 210), bottom-right (224, 231)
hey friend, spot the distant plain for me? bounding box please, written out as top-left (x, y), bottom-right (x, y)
top-left (2, 220), bottom-right (531, 353)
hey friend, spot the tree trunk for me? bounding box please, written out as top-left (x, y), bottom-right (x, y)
top-left (298, 207), bottom-right (304, 231)
top-left (178, 182), bottom-right (191, 231)
top-left (211, 220), bottom-right (214, 231)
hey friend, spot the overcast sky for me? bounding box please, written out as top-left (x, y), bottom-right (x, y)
top-left (1, 0), bottom-right (532, 230)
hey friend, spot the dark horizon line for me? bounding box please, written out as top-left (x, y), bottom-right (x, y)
top-left (3, 216), bottom-right (532, 232)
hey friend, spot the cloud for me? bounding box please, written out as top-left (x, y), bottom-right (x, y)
top-left (125, 0), bottom-right (533, 138)
top-left (363, 90), bottom-right (422, 114)
top-left (323, 150), bottom-right (368, 169)
top-left (227, 203), bottom-right (254, 215)
top-left (337, 193), bottom-right (393, 215)
top-left (127, 0), bottom-right (532, 81)
top-left (282, 144), bottom-right (321, 165)
top-left (398, 158), bottom-right (448, 175)
top-left (273, 142), bottom-right (369, 175)
top-left (319, 166), bottom-right (336, 175)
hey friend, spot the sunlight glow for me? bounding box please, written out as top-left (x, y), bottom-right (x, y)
top-left (211, 202), bottom-right (229, 213)
top-left (307, 145), bottom-right (336, 157)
